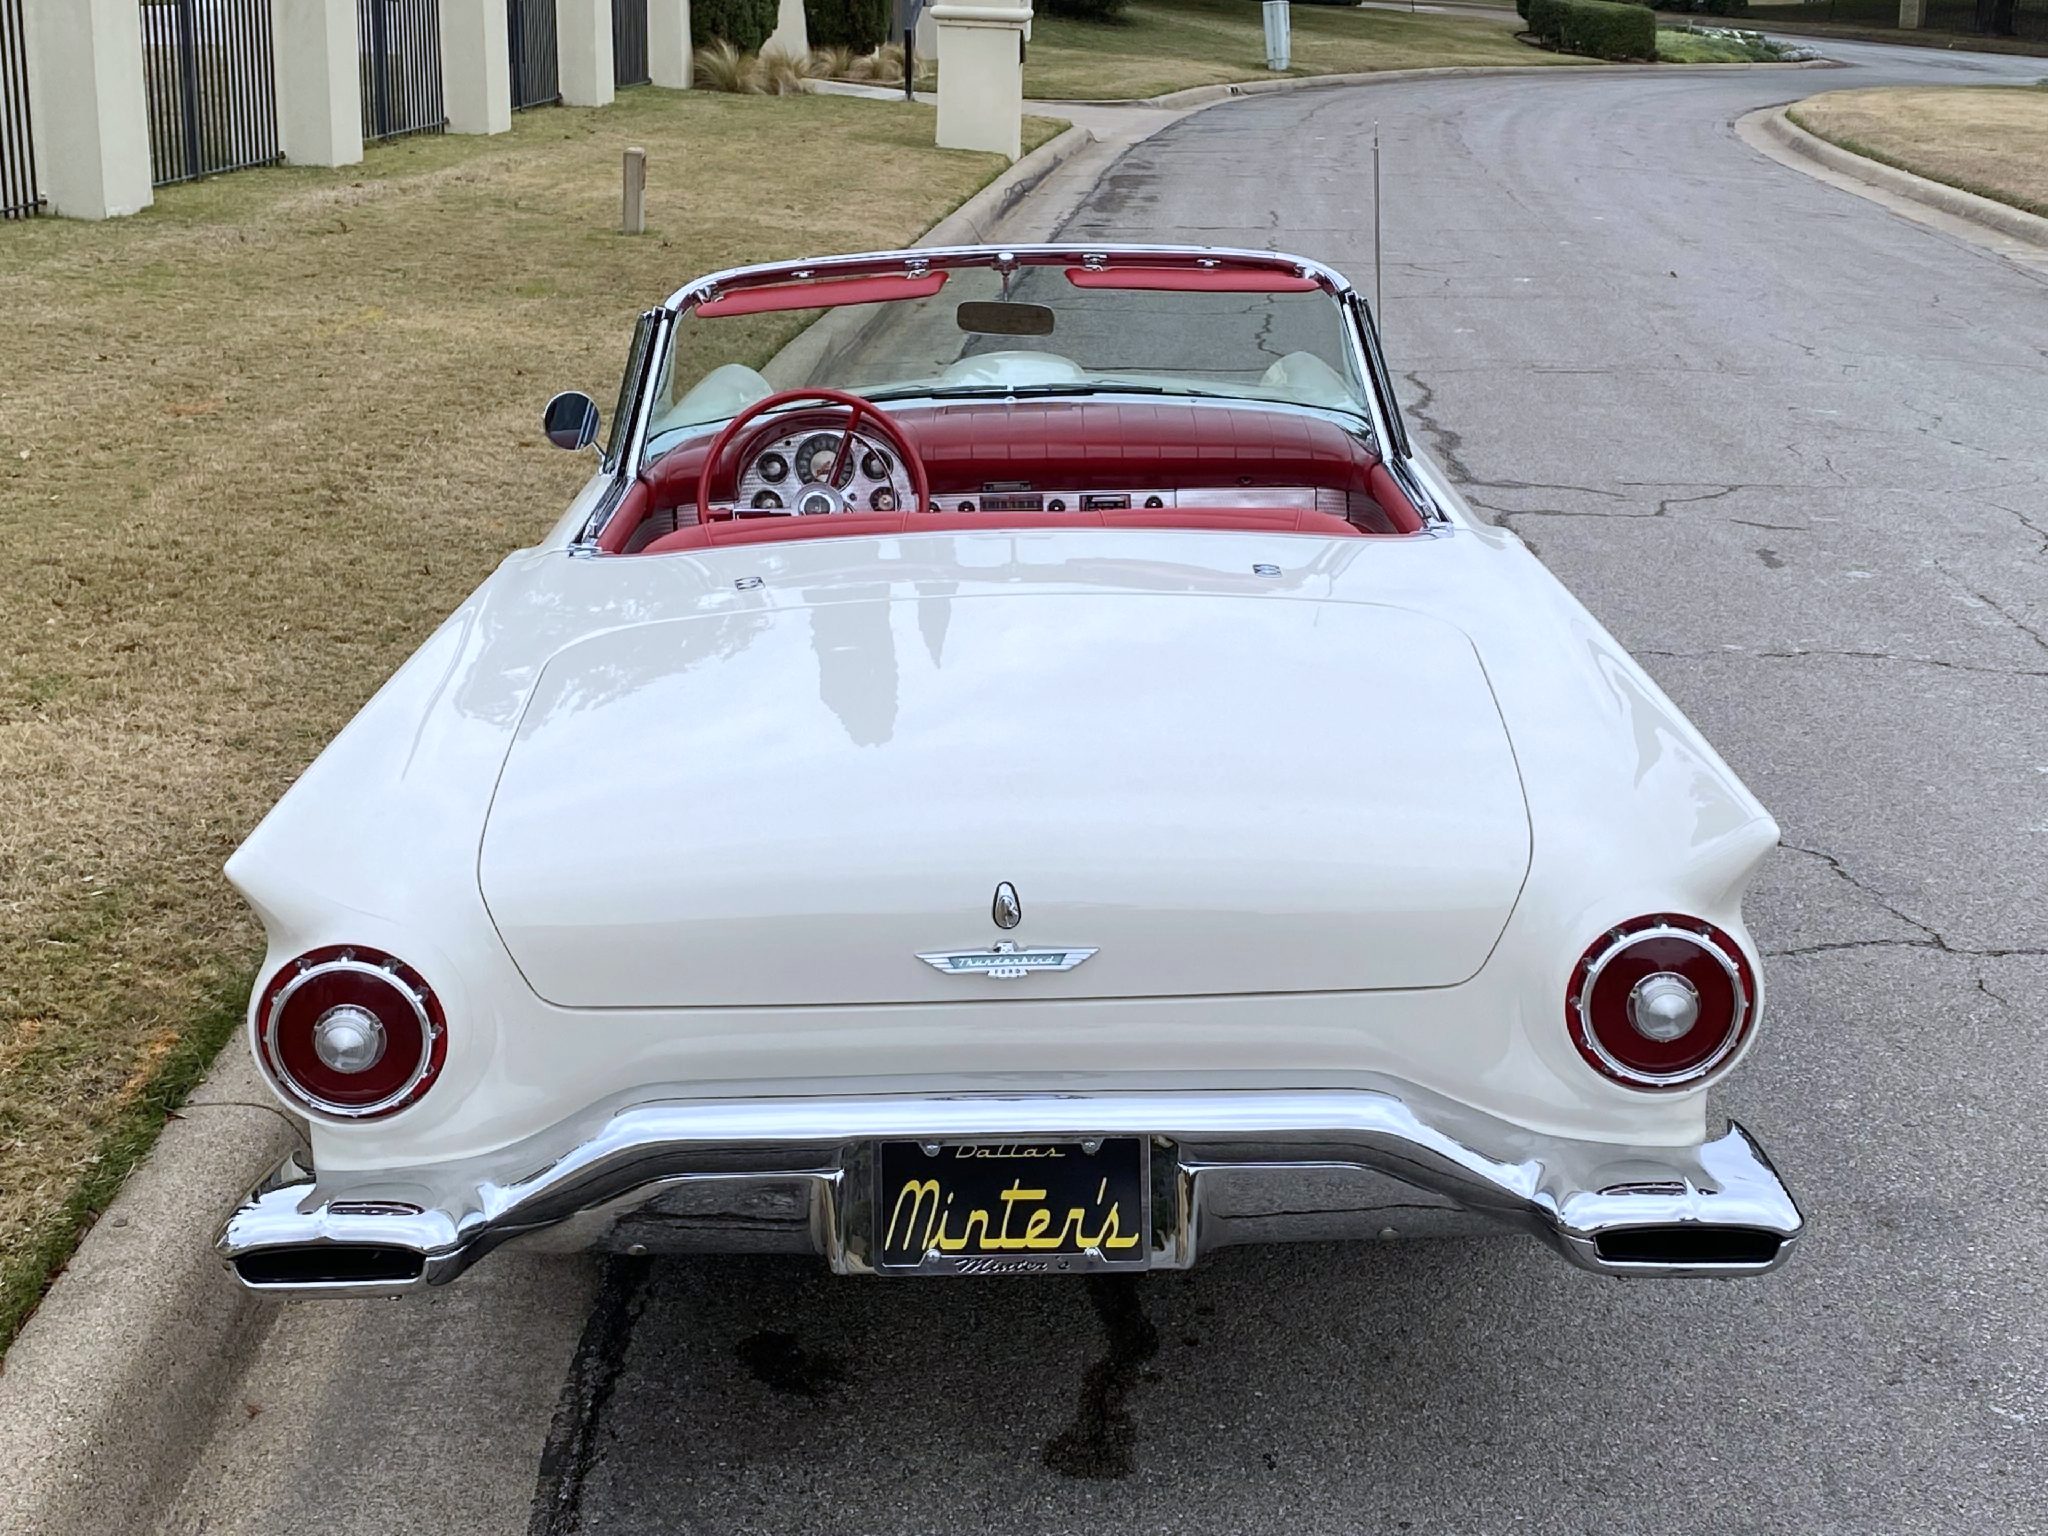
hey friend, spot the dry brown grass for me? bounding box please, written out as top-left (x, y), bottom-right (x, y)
top-left (0, 88), bottom-right (1059, 1345)
top-left (1790, 85), bottom-right (2048, 221)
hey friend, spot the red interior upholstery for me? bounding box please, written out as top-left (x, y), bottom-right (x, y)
top-left (640, 507), bottom-right (1372, 556)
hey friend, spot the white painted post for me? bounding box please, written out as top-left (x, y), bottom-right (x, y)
top-left (648, 0), bottom-right (693, 87)
top-left (440, 0), bottom-right (513, 134)
top-left (273, 0), bottom-right (365, 167)
top-left (1897, 0), bottom-right (1927, 24)
top-left (556, 0), bottom-right (615, 106)
top-left (765, 0), bottom-right (810, 59)
top-left (622, 145), bottom-right (646, 232)
top-left (20, 0), bottom-right (153, 219)
top-left (932, 3), bottom-right (1028, 161)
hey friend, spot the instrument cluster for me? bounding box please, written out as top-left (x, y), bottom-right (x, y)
top-left (736, 429), bottom-right (911, 516)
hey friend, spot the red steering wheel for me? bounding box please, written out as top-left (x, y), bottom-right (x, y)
top-left (697, 388), bottom-right (931, 525)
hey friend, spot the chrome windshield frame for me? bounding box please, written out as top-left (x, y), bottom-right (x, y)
top-left (579, 244), bottom-right (1436, 550)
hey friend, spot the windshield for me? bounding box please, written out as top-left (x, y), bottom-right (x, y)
top-left (640, 264), bottom-right (1372, 464)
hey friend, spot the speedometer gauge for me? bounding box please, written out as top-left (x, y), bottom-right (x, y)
top-left (794, 433), bottom-right (855, 488)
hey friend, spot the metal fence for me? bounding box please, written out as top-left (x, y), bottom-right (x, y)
top-left (140, 0), bottom-right (281, 187)
top-left (360, 0), bottom-right (446, 142)
top-left (1752, 0), bottom-right (2048, 36)
top-left (614, 0), bottom-right (649, 85)
top-left (0, 0), bottom-right (37, 218)
top-left (506, 0), bottom-right (558, 110)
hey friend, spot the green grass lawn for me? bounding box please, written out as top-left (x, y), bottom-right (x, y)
top-left (0, 87), bottom-right (1053, 1352)
top-left (1026, 0), bottom-right (1598, 100)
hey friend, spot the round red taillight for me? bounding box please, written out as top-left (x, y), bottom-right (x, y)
top-left (256, 946), bottom-right (446, 1118)
top-left (1567, 915), bottom-right (1755, 1089)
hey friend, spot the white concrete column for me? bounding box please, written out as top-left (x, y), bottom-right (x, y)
top-left (648, 0), bottom-right (693, 87)
top-left (440, 0), bottom-right (512, 134)
top-left (273, 0), bottom-right (364, 167)
top-left (765, 0), bottom-right (810, 58)
top-left (556, 0), bottom-right (615, 106)
top-left (933, 3), bottom-right (1027, 161)
top-left (1897, 0), bottom-right (1927, 24)
top-left (20, 0), bottom-right (153, 219)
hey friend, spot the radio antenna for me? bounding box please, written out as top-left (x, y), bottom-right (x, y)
top-left (1372, 121), bottom-right (1384, 330)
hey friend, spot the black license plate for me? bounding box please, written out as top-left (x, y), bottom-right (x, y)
top-left (873, 1138), bottom-right (1151, 1275)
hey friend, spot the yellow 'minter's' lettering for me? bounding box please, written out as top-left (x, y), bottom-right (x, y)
top-left (886, 1174), bottom-right (1141, 1256)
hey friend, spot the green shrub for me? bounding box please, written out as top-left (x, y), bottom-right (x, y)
top-left (1037, 0), bottom-right (1130, 19)
top-left (1516, 0), bottom-right (1531, 16)
top-left (694, 0), bottom-right (777, 50)
top-left (1527, 0), bottom-right (1656, 58)
top-left (804, 0), bottom-right (892, 50)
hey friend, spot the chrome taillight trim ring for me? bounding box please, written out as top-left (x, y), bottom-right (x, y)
top-left (1572, 921), bottom-right (1753, 1090)
top-left (260, 955), bottom-right (442, 1120)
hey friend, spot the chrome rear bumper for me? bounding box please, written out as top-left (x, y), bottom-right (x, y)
top-left (216, 1085), bottom-right (1803, 1293)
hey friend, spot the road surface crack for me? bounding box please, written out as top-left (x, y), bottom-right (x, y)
top-left (529, 1257), bottom-right (652, 1536)
top-left (1769, 845), bottom-right (2047, 960)
top-left (1042, 1276), bottom-right (1159, 1481)
top-left (1634, 646), bottom-right (2048, 680)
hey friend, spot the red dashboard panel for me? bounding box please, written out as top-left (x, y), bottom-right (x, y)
top-left (893, 401), bottom-right (1365, 492)
top-left (611, 400), bottom-right (1418, 553)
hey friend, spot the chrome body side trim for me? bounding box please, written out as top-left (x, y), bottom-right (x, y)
top-left (216, 1085), bottom-right (1802, 1293)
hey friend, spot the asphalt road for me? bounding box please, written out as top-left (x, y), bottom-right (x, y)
top-left (159, 43), bottom-right (2048, 1536)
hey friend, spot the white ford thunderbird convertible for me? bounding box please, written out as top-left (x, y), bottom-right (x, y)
top-left (218, 244), bottom-right (1802, 1290)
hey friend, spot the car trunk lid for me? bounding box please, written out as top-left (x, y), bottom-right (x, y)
top-left (479, 588), bottom-right (1529, 1006)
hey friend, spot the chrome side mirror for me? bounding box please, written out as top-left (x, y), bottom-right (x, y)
top-left (543, 391), bottom-right (601, 451)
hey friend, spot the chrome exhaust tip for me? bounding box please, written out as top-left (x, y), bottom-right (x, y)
top-left (1592, 1224), bottom-right (1786, 1271)
top-left (230, 1243), bottom-right (426, 1292)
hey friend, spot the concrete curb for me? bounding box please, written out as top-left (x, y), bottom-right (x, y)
top-left (919, 121), bottom-right (1098, 246)
top-left (814, 54), bottom-right (1843, 116)
top-left (0, 1049), bottom-right (304, 1536)
top-left (1746, 101), bottom-right (2048, 254)
top-left (1044, 55), bottom-right (1841, 110)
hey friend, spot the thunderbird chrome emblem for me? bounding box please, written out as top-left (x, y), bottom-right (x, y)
top-left (918, 941), bottom-right (1097, 980)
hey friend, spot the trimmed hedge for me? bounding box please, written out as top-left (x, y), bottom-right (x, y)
top-left (804, 0), bottom-right (892, 49)
top-left (1037, 0), bottom-right (1130, 17)
top-left (695, 0), bottom-right (777, 49)
top-left (1525, 0), bottom-right (1656, 58)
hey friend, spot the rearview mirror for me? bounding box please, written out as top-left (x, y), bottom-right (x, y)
top-left (543, 391), bottom-right (601, 451)
top-left (957, 301), bottom-right (1055, 337)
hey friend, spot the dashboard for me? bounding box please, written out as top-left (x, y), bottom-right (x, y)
top-left (735, 429), bottom-right (914, 517)
top-left (734, 428), bottom-right (1334, 519)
